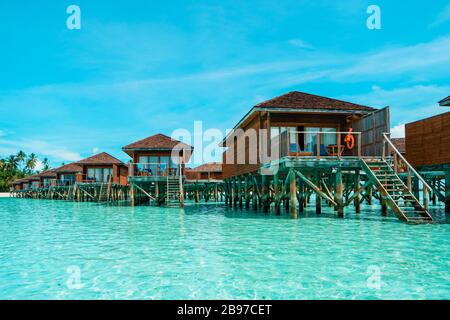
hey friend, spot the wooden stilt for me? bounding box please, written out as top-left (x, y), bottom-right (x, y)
top-left (289, 170), bottom-right (297, 219)
top-left (315, 172), bottom-right (322, 215)
top-left (445, 170), bottom-right (450, 213)
top-left (354, 170), bottom-right (361, 213)
top-left (335, 169), bottom-right (344, 218)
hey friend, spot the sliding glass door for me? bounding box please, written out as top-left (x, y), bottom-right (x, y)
top-left (87, 168), bottom-right (112, 183)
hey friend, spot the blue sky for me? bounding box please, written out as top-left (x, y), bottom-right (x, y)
top-left (1, 0), bottom-right (450, 167)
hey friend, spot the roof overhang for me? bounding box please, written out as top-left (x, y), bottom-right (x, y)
top-left (220, 106), bottom-right (374, 146)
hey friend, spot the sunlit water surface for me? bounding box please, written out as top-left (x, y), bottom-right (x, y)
top-left (0, 198), bottom-right (449, 299)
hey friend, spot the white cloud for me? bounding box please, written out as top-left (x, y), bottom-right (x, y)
top-left (338, 84), bottom-right (450, 125)
top-left (430, 4), bottom-right (450, 27)
top-left (288, 39), bottom-right (313, 49)
top-left (92, 147), bottom-right (99, 154)
top-left (390, 124), bottom-right (405, 138)
top-left (0, 138), bottom-right (82, 162)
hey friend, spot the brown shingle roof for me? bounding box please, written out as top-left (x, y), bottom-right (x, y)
top-left (27, 174), bottom-right (40, 181)
top-left (123, 133), bottom-right (192, 150)
top-left (190, 163), bottom-right (222, 173)
top-left (256, 91), bottom-right (376, 112)
top-left (52, 163), bottom-right (83, 174)
top-left (438, 96), bottom-right (450, 106)
top-left (391, 138), bottom-right (406, 154)
top-left (76, 152), bottom-right (125, 166)
top-left (12, 177), bottom-right (29, 184)
top-left (37, 169), bottom-right (57, 178)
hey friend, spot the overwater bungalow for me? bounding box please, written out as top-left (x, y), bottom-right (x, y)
top-left (11, 177), bottom-right (29, 191)
top-left (122, 133), bottom-right (193, 207)
top-left (405, 97), bottom-right (450, 212)
top-left (186, 163), bottom-right (223, 181)
top-left (75, 152), bottom-right (128, 185)
top-left (52, 163), bottom-right (83, 186)
top-left (221, 91), bottom-right (433, 223)
top-left (185, 163), bottom-right (224, 203)
top-left (37, 169), bottom-right (57, 188)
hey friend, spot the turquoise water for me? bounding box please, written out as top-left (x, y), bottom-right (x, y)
top-left (0, 198), bottom-right (449, 300)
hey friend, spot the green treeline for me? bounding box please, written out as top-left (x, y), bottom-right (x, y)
top-left (0, 151), bottom-right (49, 192)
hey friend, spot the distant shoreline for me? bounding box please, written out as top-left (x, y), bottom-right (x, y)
top-left (0, 193), bottom-right (11, 198)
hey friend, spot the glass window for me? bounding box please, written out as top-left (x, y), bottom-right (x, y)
top-left (305, 127), bottom-right (317, 152)
top-left (322, 128), bottom-right (337, 146)
top-left (159, 156), bottom-right (169, 175)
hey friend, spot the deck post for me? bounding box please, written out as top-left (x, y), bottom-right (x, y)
top-left (130, 183), bottom-right (135, 206)
top-left (245, 176), bottom-right (250, 208)
top-left (289, 170), bottom-right (297, 219)
top-left (445, 170), bottom-right (450, 213)
top-left (354, 170), bottom-right (361, 213)
top-left (335, 169), bottom-right (344, 218)
top-left (298, 181), bottom-right (304, 213)
top-left (366, 187), bottom-right (373, 205)
top-left (413, 177), bottom-right (420, 202)
top-left (315, 172), bottom-right (322, 215)
top-left (238, 177), bottom-right (243, 208)
top-left (274, 174), bottom-right (281, 215)
top-left (381, 197), bottom-right (388, 216)
top-left (423, 184), bottom-right (428, 211)
top-left (262, 175), bottom-right (269, 213)
top-left (432, 179), bottom-right (437, 206)
top-left (252, 180), bottom-right (258, 210)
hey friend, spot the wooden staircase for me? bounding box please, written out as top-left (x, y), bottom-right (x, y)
top-left (361, 159), bottom-right (433, 223)
top-left (166, 176), bottom-right (181, 208)
top-left (97, 176), bottom-right (112, 202)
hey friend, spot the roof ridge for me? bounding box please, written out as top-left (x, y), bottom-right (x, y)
top-left (255, 91), bottom-right (374, 110)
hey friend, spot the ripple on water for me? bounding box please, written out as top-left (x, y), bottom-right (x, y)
top-left (0, 198), bottom-right (449, 299)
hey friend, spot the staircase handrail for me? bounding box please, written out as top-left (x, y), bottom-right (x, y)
top-left (382, 133), bottom-right (432, 193)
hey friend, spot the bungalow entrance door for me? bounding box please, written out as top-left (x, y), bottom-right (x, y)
top-left (352, 106), bottom-right (390, 156)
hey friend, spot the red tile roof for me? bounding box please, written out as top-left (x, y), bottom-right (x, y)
top-left (37, 169), bottom-right (57, 178)
top-left (190, 162), bottom-right (222, 172)
top-left (123, 133), bottom-right (192, 150)
top-left (76, 152), bottom-right (125, 166)
top-left (256, 91), bottom-right (376, 112)
top-left (12, 177), bottom-right (29, 184)
top-left (52, 163), bottom-right (83, 174)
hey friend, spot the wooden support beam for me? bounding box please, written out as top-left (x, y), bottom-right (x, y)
top-left (289, 170), bottom-right (297, 219)
top-left (335, 169), bottom-right (344, 218)
top-left (274, 174), bottom-right (281, 215)
top-left (294, 170), bottom-right (337, 207)
top-left (446, 170), bottom-right (450, 213)
top-left (315, 172), bottom-right (322, 215)
top-left (381, 197), bottom-right (388, 216)
top-left (133, 183), bottom-right (155, 201)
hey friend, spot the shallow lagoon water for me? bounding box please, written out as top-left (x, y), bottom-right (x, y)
top-left (0, 198), bottom-right (449, 299)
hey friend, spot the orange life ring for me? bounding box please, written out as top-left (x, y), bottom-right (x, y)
top-left (345, 128), bottom-right (355, 150)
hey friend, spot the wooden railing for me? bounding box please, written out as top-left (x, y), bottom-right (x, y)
top-left (382, 133), bottom-right (432, 209)
top-left (78, 174), bottom-right (113, 184)
top-left (128, 163), bottom-right (179, 177)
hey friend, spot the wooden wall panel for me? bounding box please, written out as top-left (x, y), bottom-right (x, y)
top-left (405, 111), bottom-right (450, 167)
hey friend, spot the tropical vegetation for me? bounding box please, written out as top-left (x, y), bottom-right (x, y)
top-left (0, 151), bottom-right (49, 192)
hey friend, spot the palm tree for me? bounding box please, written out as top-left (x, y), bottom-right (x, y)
top-left (6, 155), bottom-right (18, 171)
top-left (25, 153), bottom-right (38, 174)
top-left (42, 158), bottom-right (50, 171)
